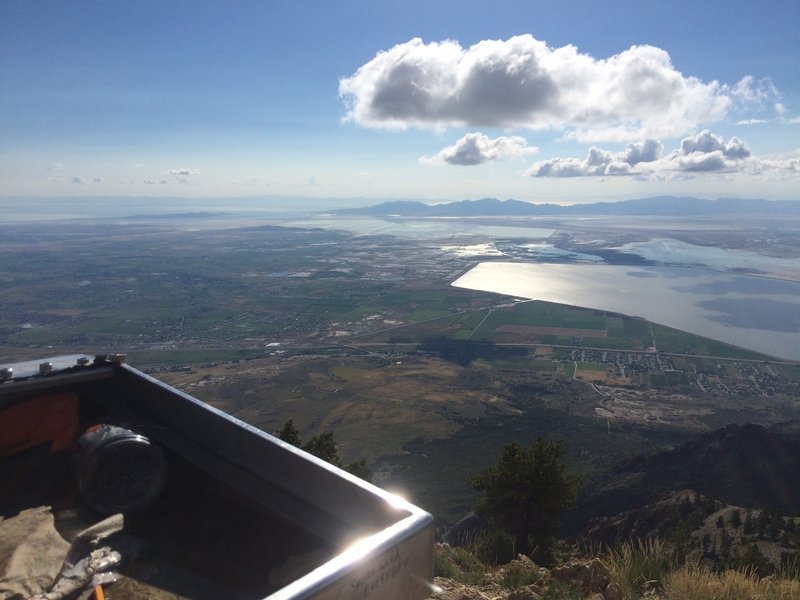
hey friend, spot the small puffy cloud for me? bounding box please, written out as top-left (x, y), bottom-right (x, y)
top-left (787, 116), bottom-right (800, 125)
top-left (92, 177), bottom-right (104, 183)
top-left (675, 150), bottom-right (728, 172)
top-left (71, 175), bottom-right (84, 184)
top-left (166, 168), bottom-right (200, 176)
top-left (619, 139), bottom-right (663, 165)
top-left (679, 130), bottom-right (750, 159)
top-left (736, 118), bottom-right (768, 126)
top-left (531, 157), bottom-right (591, 177)
top-left (421, 132), bottom-right (538, 165)
top-left (527, 138), bottom-right (662, 177)
top-left (755, 157), bottom-right (800, 175)
top-left (340, 35), bottom-right (742, 141)
top-left (144, 179), bottom-right (157, 184)
top-left (527, 130), bottom-right (796, 179)
top-left (47, 162), bottom-right (64, 171)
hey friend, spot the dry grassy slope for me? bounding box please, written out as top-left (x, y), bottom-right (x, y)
top-left (159, 354), bottom-right (513, 462)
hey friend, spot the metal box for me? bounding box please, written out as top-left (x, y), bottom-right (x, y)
top-left (0, 354), bottom-right (435, 599)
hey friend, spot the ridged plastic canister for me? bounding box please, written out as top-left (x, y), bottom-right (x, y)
top-left (75, 424), bottom-right (168, 515)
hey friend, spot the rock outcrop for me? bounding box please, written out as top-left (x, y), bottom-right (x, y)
top-left (432, 544), bottom-right (621, 600)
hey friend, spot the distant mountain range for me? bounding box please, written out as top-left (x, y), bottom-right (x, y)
top-left (335, 196), bottom-right (800, 217)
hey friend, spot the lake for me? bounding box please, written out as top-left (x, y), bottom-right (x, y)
top-left (452, 262), bottom-right (800, 360)
top-left (283, 217), bottom-right (555, 239)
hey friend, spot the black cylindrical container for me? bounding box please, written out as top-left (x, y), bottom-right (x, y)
top-left (75, 424), bottom-right (168, 515)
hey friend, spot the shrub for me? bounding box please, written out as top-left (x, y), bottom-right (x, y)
top-left (664, 565), bottom-right (800, 600)
top-left (541, 580), bottom-right (585, 600)
top-left (607, 538), bottom-right (675, 599)
top-left (500, 561), bottom-right (541, 590)
top-left (433, 544), bottom-right (486, 585)
top-left (471, 527), bottom-right (517, 566)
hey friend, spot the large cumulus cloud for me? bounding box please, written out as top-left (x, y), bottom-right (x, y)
top-left (420, 132), bottom-right (538, 165)
top-left (526, 130), bottom-right (800, 178)
top-left (340, 35), bottom-right (735, 141)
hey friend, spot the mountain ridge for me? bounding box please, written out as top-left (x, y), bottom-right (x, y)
top-left (565, 421), bottom-right (800, 537)
top-left (335, 196), bottom-right (800, 217)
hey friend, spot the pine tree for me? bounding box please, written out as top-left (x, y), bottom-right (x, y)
top-left (276, 419), bottom-right (302, 446)
top-left (275, 420), bottom-right (373, 482)
top-left (470, 438), bottom-right (578, 562)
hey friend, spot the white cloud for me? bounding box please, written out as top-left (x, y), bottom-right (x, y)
top-left (71, 175), bottom-right (84, 184)
top-left (679, 130), bottom-right (750, 160)
top-left (788, 117), bottom-right (800, 125)
top-left (736, 119), bottom-right (768, 125)
top-left (46, 162), bottom-right (64, 171)
top-left (756, 157), bottom-right (800, 174)
top-left (420, 132), bottom-right (538, 165)
top-left (527, 138), bottom-right (662, 177)
top-left (340, 35), bottom-right (744, 141)
top-left (526, 130), bottom-right (796, 179)
top-left (675, 150), bottom-right (728, 172)
top-left (144, 179), bottom-right (157, 184)
top-left (618, 139), bottom-right (663, 165)
top-left (92, 177), bottom-right (104, 183)
top-left (166, 168), bottom-right (200, 176)
top-left (731, 76), bottom-right (781, 109)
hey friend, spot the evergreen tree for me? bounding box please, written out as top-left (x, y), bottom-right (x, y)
top-left (303, 431), bottom-right (340, 464)
top-left (345, 458), bottom-right (374, 482)
top-left (276, 420), bottom-right (373, 482)
top-left (743, 511), bottom-right (755, 535)
top-left (470, 438), bottom-right (578, 562)
top-left (719, 530), bottom-right (732, 566)
top-left (276, 419), bottom-right (302, 446)
top-left (739, 543), bottom-right (774, 577)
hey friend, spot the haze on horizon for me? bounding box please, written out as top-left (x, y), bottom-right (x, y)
top-left (1, 1), bottom-right (799, 204)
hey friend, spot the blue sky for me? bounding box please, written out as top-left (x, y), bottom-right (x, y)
top-left (1, 0), bottom-right (798, 203)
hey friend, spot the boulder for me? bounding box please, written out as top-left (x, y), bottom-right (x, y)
top-left (550, 558), bottom-right (611, 593)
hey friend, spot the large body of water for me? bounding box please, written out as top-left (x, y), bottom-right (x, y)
top-left (453, 262), bottom-right (800, 361)
top-left (284, 217), bottom-right (555, 239)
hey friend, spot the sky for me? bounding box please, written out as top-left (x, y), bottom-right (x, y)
top-left (1, 0), bottom-right (799, 204)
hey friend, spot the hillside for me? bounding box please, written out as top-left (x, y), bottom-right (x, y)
top-left (436, 422), bottom-right (800, 599)
top-left (567, 422), bottom-right (800, 536)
